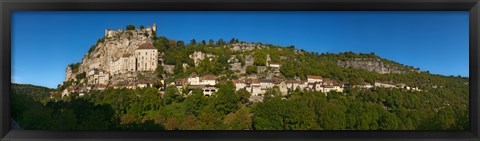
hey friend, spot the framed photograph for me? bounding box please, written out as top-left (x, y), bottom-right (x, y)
top-left (1, 0), bottom-right (479, 141)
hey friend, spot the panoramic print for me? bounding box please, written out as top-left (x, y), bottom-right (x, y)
top-left (11, 12), bottom-right (469, 130)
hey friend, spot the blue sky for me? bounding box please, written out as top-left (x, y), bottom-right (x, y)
top-left (12, 11), bottom-right (469, 88)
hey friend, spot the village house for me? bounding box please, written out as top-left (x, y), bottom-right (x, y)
top-left (135, 43), bottom-right (158, 71)
top-left (307, 75), bottom-right (323, 83)
top-left (233, 80), bottom-right (246, 91)
top-left (250, 79), bottom-right (262, 96)
top-left (306, 75), bottom-right (323, 89)
top-left (202, 85), bottom-right (217, 97)
top-left (260, 79), bottom-right (274, 94)
top-left (201, 74), bottom-right (217, 86)
top-left (175, 78), bottom-right (187, 89)
top-left (181, 72), bottom-right (219, 96)
top-left (87, 69), bottom-right (110, 85)
top-left (187, 72), bottom-right (217, 86)
top-left (276, 81), bottom-right (288, 96)
top-left (285, 80), bottom-right (306, 91)
top-left (187, 72), bottom-right (201, 85)
top-left (110, 54), bottom-right (136, 75)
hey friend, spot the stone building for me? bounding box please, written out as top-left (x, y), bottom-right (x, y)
top-left (87, 69), bottom-right (110, 85)
top-left (201, 74), bottom-right (217, 86)
top-left (307, 75), bottom-right (323, 83)
top-left (188, 72), bottom-right (201, 85)
top-left (135, 43), bottom-right (158, 71)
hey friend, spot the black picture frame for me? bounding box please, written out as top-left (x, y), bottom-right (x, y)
top-left (1, 0), bottom-right (479, 141)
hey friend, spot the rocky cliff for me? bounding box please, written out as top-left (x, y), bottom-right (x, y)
top-left (337, 58), bottom-right (417, 74)
top-left (76, 29), bottom-right (154, 75)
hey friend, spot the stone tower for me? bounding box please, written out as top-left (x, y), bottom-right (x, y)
top-left (152, 22), bottom-right (157, 33)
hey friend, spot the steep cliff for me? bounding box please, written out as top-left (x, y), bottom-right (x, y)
top-left (78, 29), bottom-right (154, 74)
top-left (337, 58), bottom-right (420, 74)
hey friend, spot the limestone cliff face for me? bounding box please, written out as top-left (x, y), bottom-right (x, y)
top-left (65, 66), bottom-right (75, 81)
top-left (77, 29), bottom-right (153, 74)
top-left (337, 58), bottom-right (411, 74)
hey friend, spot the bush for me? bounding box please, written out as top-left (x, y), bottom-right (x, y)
top-left (246, 65), bottom-right (257, 74)
top-left (126, 25), bottom-right (135, 30)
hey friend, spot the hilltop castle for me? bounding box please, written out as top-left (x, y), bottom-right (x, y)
top-left (105, 22), bottom-right (157, 38)
top-left (82, 23), bottom-right (159, 86)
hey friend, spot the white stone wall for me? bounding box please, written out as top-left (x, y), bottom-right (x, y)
top-left (251, 85), bottom-right (261, 96)
top-left (202, 80), bottom-right (216, 86)
top-left (202, 86), bottom-right (217, 96)
top-left (110, 59), bottom-right (122, 75)
top-left (188, 77), bottom-right (200, 85)
top-left (307, 78), bottom-right (322, 84)
top-left (374, 82), bottom-right (397, 88)
top-left (235, 83), bottom-right (246, 91)
top-left (278, 82), bottom-right (288, 96)
top-left (260, 82), bottom-right (274, 89)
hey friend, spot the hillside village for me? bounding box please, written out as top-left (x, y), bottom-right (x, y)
top-left (14, 22), bottom-right (468, 131)
top-left (60, 23), bottom-right (422, 102)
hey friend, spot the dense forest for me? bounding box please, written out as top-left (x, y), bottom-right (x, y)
top-left (12, 79), bottom-right (468, 130)
top-left (11, 35), bottom-right (469, 130)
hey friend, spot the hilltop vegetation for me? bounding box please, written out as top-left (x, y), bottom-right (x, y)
top-left (12, 36), bottom-right (469, 130)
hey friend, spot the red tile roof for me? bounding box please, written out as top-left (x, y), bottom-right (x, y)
top-left (232, 80), bottom-right (245, 84)
top-left (137, 43), bottom-right (155, 50)
top-left (190, 72), bottom-right (198, 78)
top-left (306, 75), bottom-right (323, 79)
top-left (201, 74), bottom-right (216, 80)
top-left (247, 79), bottom-right (260, 84)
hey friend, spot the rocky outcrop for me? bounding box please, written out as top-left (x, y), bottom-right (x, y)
top-left (78, 29), bottom-right (154, 74)
top-left (337, 58), bottom-right (409, 74)
top-left (189, 51), bottom-right (215, 67)
top-left (65, 66), bottom-right (75, 81)
top-left (231, 43), bottom-right (266, 51)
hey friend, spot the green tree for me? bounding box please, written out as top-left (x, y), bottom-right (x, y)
top-left (164, 85), bottom-right (183, 105)
top-left (190, 39), bottom-right (197, 45)
top-left (155, 65), bottom-right (164, 79)
top-left (126, 25), bottom-right (135, 30)
top-left (176, 41), bottom-right (185, 48)
top-left (246, 65), bottom-right (257, 74)
top-left (229, 38), bottom-right (237, 44)
top-left (317, 100), bottom-right (347, 130)
top-left (208, 39), bottom-right (215, 46)
top-left (216, 38), bottom-right (225, 46)
top-left (223, 106), bottom-right (252, 130)
top-left (253, 97), bottom-right (319, 130)
top-left (213, 81), bottom-right (240, 115)
top-left (253, 51), bottom-right (267, 66)
top-left (184, 89), bottom-right (208, 116)
top-left (236, 89), bottom-right (251, 104)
